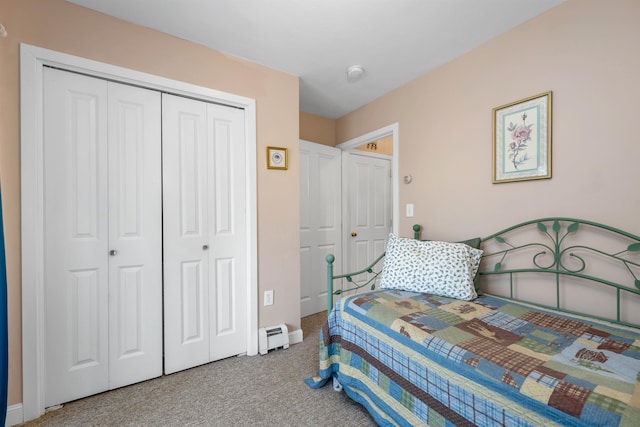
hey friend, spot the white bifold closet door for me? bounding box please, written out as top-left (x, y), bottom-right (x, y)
top-left (162, 94), bottom-right (247, 374)
top-left (43, 68), bottom-right (162, 407)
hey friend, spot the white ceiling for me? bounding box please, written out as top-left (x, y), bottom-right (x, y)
top-left (67, 0), bottom-right (565, 119)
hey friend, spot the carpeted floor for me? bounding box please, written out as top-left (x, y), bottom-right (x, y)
top-left (19, 312), bottom-right (376, 426)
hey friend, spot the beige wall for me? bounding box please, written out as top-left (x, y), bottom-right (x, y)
top-left (299, 111), bottom-right (336, 146)
top-left (299, 112), bottom-right (393, 156)
top-left (337, 0), bottom-right (640, 242)
top-left (0, 0), bottom-right (300, 406)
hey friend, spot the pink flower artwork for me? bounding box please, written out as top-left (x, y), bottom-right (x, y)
top-left (506, 113), bottom-right (534, 170)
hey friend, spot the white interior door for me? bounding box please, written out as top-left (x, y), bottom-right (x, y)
top-left (344, 152), bottom-right (392, 295)
top-left (162, 94), bottom-right (210, 374)
top-left (107, 81), bottom-right (163, 388)
top-left (44, 67), bottom-right (109, 407)
top-left (43, 68), bottom-right (162, 407)
top-left (207, 102), bottom-right (247, 361)
top-left (299, 141), bottom-right (342, 316)
top-left (163, 94), bottom-right (247, 374)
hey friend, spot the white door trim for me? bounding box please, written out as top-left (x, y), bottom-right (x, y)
top-left (336, 123), bottom-right (399, 236)
top-left (20, 43), bottom-right (258, 421)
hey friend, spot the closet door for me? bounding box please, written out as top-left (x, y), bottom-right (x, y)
top-left (43, 68), bottom-right (162, 407)
top-left (162, 95), bottom-right (211, 373)
top-left (163, 95), bottom-right (247, 374)
top-left (107, 81), bottom-right (163, 388)
top-left (207, 103), bottom-right (247, 361)
top-left (44, 67), bottom-right (110, 407)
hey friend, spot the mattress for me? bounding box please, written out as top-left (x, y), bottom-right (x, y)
top-left (307, 289), bottom-right (640, 426)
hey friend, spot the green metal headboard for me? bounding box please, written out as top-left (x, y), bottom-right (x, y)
top-left (325, 218), bottom-right (640, 327)
top-left (479, 217), bottom-right (640, 327)
top-left (325, 225), bottom-right (421, 313)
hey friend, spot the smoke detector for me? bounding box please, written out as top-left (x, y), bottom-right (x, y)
top-left (346, 65), bottom-right (364, 82)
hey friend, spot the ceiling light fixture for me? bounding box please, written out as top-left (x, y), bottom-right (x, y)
top-left (346, 65), bottom-right (364, 82)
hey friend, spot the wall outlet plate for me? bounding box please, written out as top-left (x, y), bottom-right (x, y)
top-left (264, 290), bottom-right (274, 306)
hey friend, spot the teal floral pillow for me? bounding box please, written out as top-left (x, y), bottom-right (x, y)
top-left (380, 234), bottom-right (483, 301)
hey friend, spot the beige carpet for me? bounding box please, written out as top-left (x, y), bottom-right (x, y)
top-left (20, 312), bottom-right (376, 426)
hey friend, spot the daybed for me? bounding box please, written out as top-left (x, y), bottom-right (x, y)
top-left (307, 218), bottom-right (640, 426)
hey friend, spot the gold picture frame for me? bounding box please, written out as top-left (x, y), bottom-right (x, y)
top-left (492, 91), bottom-right (552, 183)
top-left (267, 146), bottom-right (288, 170)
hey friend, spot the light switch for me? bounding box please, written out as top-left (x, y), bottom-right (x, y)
top-left (406, 203), bottom-right (414, 217)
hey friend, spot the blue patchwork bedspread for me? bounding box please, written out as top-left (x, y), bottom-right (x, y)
top-left (306, 290), bottom-right (640, 426)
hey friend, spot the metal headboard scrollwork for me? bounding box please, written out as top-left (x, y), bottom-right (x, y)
top-left (479, 218), bottom-right (640, 327)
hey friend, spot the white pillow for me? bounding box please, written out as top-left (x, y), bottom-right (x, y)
top-left (379, 234), bottom-right (483, 301)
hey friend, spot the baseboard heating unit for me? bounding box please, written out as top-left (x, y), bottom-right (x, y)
top-left (258, 324), bottom-right (289, 355)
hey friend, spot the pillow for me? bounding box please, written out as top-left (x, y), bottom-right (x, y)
top-left (380, 234), bottom-right (483, 301)
top-left (454, 237), bottom-right (482, 293)
top-left (423, 236), bottom-right (482, 292)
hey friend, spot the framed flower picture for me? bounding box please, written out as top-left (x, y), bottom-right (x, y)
top-left (492, 91), bottom-right (552, 183)
top-left (266, 146), bottom-right (288, 170)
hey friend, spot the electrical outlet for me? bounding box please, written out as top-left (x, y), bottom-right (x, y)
top-left (264, 290), bottom-right (274, 306)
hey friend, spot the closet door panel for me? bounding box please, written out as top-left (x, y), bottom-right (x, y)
top-left (207, 104), bottom-right (247, 361)
top-left (180, 260), bottom-right (206, 342)
top-left (43, 68), bottom-right (163, 406)
top-left (107, 82), bottom-right (162, 388)
top-left (163, 94), bottom-right (210, 374)
top-left (43, 68), bottom-right (110, 407)
top-left (164, 98), bottom-right (247, 371)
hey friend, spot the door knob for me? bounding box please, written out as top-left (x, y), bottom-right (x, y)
top-left (202, 244), bottom-right (209, 251)
top-left (351, 232), bottom-right (357, 237)
top-left (109, 250), bottom-right (118, 256)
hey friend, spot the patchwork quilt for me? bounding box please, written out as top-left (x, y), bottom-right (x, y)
top-left (306, 290), bottom-right (640, 426)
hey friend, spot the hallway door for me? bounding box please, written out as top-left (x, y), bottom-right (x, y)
top-left (299, 141), bottom-right (342, 316)
top-left (343, 151), bottom-right (392, 296)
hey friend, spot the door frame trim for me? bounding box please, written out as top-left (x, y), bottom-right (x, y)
top-left (337, 123), bottom-right (399, 236)
top-left (20, 43), bottom-right (258, 421)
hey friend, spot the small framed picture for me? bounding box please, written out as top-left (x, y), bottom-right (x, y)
top-left (267, 146), bottom-right (288, 170)
top-left (493, 91), bottom-right (552, 183)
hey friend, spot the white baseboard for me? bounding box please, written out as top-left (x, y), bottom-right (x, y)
top-left (5, 403), bottom-right (23, 427)
top-left (288, 328), bottom-right (303, 345)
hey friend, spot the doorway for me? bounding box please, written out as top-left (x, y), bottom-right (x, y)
top-left (299, 123), bottom-right (399, 315)
top-left (341, 150), bottom-right (392, 297)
